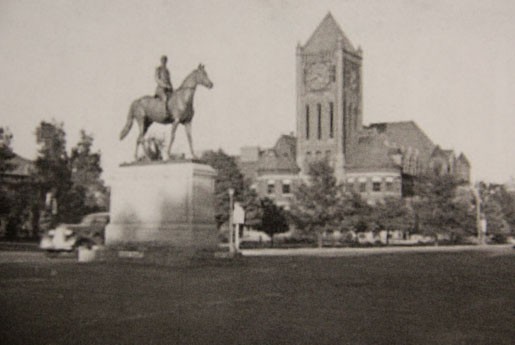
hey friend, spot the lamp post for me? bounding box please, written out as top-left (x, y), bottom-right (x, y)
top-left (228, 188), bottom-right (235, 254)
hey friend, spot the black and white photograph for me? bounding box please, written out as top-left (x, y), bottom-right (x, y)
top-left (0, 1), bottom-right (514, 344)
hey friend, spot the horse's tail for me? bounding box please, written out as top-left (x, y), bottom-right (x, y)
top-left (119, 103), bottom-right (135, 140)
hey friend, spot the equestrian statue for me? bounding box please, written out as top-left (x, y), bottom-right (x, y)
top-left (120, 56), bottom-right (214, 160)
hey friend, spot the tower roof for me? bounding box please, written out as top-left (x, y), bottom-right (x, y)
top-left (457, 153), bottom-right (470, 166)
top-left (304, 12), bottom-right (356, 53)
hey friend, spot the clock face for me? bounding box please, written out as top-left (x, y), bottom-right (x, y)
top-left (305, 62), bottom-right (331, 91)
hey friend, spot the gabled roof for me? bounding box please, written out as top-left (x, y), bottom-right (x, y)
top-left (456, 153), bottom-right (470, 166)
top-left (431, 145), bottom-right (454, 160)
top-left (257, 149), bottom-right (300, 174)
top-left (367, 121), bottom-right (435, 163)
top-left (346, 134), bottom-right (400, 171)
top-left (304, 12), bottom-right (356, 53)
top-left (3, 153), bottom-right (34, 177)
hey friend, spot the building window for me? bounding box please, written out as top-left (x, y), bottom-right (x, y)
top-left (282, 180), bottom-right (291, 194)
top-left (317, 103), bottom-right (322, 140)
top-left (267, 181), bottom-right (275, 194)
top-left (330, 65), bottom-right (336, 82)
top-left (329, 102), bottom-right (334, 138)
top-left (359, 182), bottom-right (366, 192)
top-left (305, 105), bottom-right (310, 139)
top-left (385, 181), bottom-right (393, 192)
top-left (372, 182), bottom-right (381, 192)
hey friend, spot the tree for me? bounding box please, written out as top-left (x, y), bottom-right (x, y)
top-left (0, 127), bottom-right (39, 239)
top-left (0, 127), bottom-right (14, 213)
top-left (372, 197), bottom-right (414, 245)
top-left (477, 183), bottom-right (514, 241)
top-left (412, 174), bottom-right (475, 244)
top-left (201, 149), bottom-right (246, 229)
top-left (0, 127), bottom-right (14, 174)
top-left (257, 197), bottom-right (289, 247)
top-left (240, 186), bottom-right (263, 229)
top-left (339, 192), bottom-right (373, 233)
top-left (69, 130), bottom-right (109, 213)
top-left (290, 159), bottom-right (344, 247)
top-left (35, 121), bottom-right (108, 225)
top-left (0, 127), bottom-right (15, 235)
top-left (34, 120), bottom-right (72, 220)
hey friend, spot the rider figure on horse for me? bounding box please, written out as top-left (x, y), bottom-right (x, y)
top-left (155, 55), bottom-right (173, 117)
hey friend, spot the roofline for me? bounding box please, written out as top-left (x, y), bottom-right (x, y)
top-left (369, 120), bottom-right (435, 149)
top-left (303, 12), bottom-right (356, 52)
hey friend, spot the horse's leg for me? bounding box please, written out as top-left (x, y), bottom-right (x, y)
top-left (167, 122), bottom-right (180, 159)
top-left (135, 117), bottom-right (146, 160)
top-left (141, 118), bottom-right (153, 159)
top-left (184, 122), bottom-right (197, 159)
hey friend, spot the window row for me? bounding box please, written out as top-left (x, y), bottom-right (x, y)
top-left (267, 180), bottom-right (291, 195)
top-left (305, 102), bottom-right (334, 140)
top-left (346, 177), bottom-right (397, 193)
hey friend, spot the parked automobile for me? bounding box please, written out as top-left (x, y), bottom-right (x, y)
top-left (39, 212), bottom-right (110, 252)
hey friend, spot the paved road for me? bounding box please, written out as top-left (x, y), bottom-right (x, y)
top-left (241, 244), bottom-right (514, 257)
top-left (0, 250), bottom-right (76, 264)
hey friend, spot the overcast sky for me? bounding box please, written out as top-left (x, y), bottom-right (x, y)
top-left (1, 0), bottom-right (514, 183)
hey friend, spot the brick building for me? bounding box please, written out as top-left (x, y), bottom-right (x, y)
top-left (238, 13), bottom-right (470, 207)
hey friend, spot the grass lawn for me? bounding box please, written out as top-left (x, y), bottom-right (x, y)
top-left (0, 250), bottom-right (514, 344)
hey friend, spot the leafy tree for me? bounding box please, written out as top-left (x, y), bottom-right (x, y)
top-left (339, 192), bottom-right (373, 233)
top-left (69, 130), bottom-right (109, 213)
top-left (412, 174), bottom-right (475, 244)
top-left (0, 128), bottom-right (15, 217)
top-left (290, 159), bottom-right (344, 247)
top-left (0, 127), bottom-right (14, 174)
top-left (0, 128), bottom-right (39, 239)
top-left (35, 121), bottom-right (108, 224)
top-left (0, 128), bottom-right (15, 236)
top-left (372, 197), bottom-right (414, 244)
top-left (477, 183), bottom-right (513, 241)
top-left (34, 120), bottom-right (72, 223)
top-left (201, 149), bottom-right (246, 229)
top-left (257, 197), bottom-right (289, 247)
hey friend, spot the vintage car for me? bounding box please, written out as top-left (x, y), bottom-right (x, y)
top-left (39, 212), bottom-right (110, 252)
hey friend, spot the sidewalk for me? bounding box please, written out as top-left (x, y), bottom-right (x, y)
top-left (241, 244), bottom-right (514, 257)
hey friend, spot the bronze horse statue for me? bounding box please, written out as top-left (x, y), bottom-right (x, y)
top-left (120, 64), bottom-right (213, 160)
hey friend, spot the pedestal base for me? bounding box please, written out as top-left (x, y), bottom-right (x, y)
top-left (105, 160), bottom-right (218, 251)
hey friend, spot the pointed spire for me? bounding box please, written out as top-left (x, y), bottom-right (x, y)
top-left (303, 13), bottom-right (356, 53)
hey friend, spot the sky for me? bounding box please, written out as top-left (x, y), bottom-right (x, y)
top-left (1, 0), bottom-right (514, 184)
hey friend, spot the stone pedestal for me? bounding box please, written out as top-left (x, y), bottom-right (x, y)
top-left (105, 160), bottom-right (217, 251)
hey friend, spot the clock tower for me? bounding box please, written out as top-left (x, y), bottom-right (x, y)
top-left (296, 13), bottom-right (363, 180)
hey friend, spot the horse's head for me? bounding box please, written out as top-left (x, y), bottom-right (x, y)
top-left (195, 64), bottom-right (214, 89)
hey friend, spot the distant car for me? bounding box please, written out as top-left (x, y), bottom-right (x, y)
top-left (39, 212), bottom-right (110, 253)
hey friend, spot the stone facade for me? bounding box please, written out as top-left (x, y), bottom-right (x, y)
top-left (296, 13), bottom-right (363, 182)
top-left (238, 13), bottom-right (471, 205)
top-left (105, 160), bottom-right (218, 250)
top-left (237, 135), bottom-right (300, 210)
